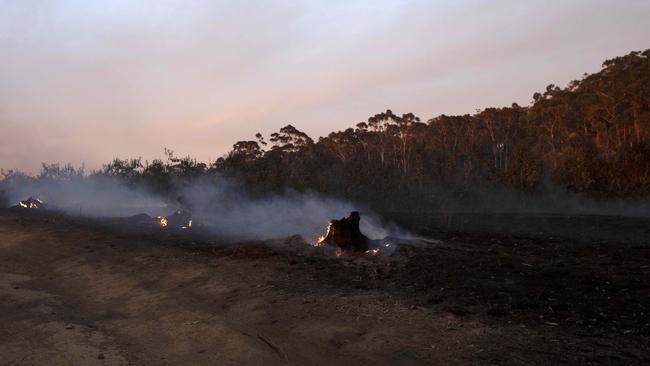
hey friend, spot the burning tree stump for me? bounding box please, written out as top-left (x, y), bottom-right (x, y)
top-left (318, 211), bottom-right (370, 251)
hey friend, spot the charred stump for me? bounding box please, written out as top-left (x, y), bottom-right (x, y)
top-left (319, 211), bottom-right (370, 251)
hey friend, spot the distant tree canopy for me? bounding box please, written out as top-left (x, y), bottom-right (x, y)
top-left (2, 49), bottom-right (649, 212)
top-left (214, 50), bottom-right (650, 209)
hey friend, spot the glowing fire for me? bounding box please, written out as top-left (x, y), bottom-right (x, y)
top-left (365, 248), bottom-right (380, 256)
top-left (18, 198), bottom-right (43, 209)
top-left (156, 212), bottom-right (192, 229)
top-left (314, 222), bottom-right (332, 246)
top-left (314, 223), bottom-right (345, 256)
top-left (156, 216), bottom-right (168, 228)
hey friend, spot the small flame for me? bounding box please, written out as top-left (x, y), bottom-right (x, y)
top-left (18, 198), bottom-right (43, 209)
top-left (335, 248), bottom-right (344, 257)
top-left (156, 216), bottom-right (168, 228)
top-left (157, 213), bottom-right (192, 229)
top-left (314, 222), bottom-right (332, 246)
top-left (365, 248), bottom-right (380, 256)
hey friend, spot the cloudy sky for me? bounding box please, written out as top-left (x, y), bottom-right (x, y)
top-left (1, 0), bottom-right (649, 172)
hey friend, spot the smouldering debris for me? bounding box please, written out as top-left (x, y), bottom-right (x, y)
top-left (18, 197), bottom-right (44, 209)
top-left (155, 210), bottom-right (192, 230)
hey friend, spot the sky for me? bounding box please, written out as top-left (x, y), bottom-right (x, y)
top-left (1, 0), bottom-right (649, 173)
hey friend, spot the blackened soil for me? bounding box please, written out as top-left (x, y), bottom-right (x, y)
top-left (1, 209), bottom-right (649, 365)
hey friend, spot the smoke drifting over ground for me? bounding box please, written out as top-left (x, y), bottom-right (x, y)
top-left (1, 176), bottom-right (167, 217)
top-left (4, 171), bottom-right (650, 245)
top-left (0, 174), bottom-right (406, 242)
top-left (173, 177), bottom-right (406, 241)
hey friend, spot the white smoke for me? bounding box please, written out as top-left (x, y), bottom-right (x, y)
top-left (2, 175), bottom-right (167, 217)
top-left (174, 176), bottom-right (403, 241)
top-left (0, 173), bottom-right (408, 242)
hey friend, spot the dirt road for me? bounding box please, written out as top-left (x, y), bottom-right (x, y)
top-left (1, 212), bottom-right (648, 365)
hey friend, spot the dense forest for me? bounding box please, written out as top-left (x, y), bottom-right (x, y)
top-left (2, 49), bottom-right (649, 213)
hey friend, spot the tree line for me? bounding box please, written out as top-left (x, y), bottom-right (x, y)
top-left (2, 49), bottom-right (649, 212)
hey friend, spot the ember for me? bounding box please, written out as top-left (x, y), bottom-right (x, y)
top-left (155, 210), bottom-right (192, 229)
top-left (156, 216), bottom-right (168, 228)
top-left (18, 197), bottom-right (44, 209)
top-left (365, 248), bottom-right (380, 256)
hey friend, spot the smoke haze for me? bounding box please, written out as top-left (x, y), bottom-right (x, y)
top-left (172, 176), bottom-right (406, 241)
top-left (0, 174), bottom-right (404, 241)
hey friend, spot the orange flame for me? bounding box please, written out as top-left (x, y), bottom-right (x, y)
top-left (18, 198), bottom-right (43, 209)
top-left (314, 222), bottom-right (332, 246)
top-left (156, 216), bottom-right (168, 228)
top-left (365, 248), bottom-right (380, 256)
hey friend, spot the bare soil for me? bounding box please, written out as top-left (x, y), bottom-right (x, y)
top-left (1, 210), bottom-right (648, 365)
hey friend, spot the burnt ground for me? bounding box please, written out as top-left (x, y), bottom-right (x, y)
top-left (0, 210), bottom-right (649, 365)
